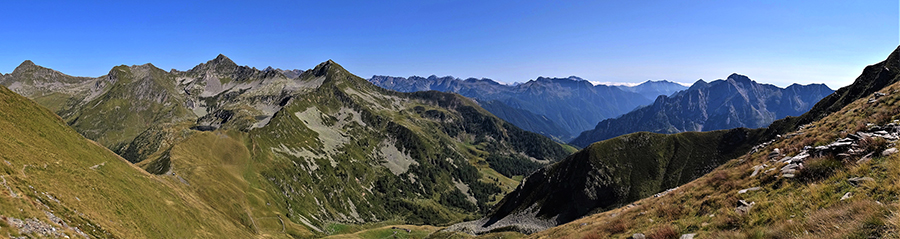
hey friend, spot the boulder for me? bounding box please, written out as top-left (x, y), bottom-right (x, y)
top-left (883, 148), bottom-right (898, 156)
top-left (632, 233), bottom-right (646, 239)
top-left (792, 152), bottom-right (810, 162)
top-left (848, 177), bottom-right (875, 186)
top-left (735, 200), bottom-right (755, 215)
top-left (781, 163), bottom-right (800, 171)
top-left (738, 187), bottom-right (762, 194)
top-left (840, 192), bottom-right (852, 201)
top-left (750, 165), bottom-right (766, 177)
top-left (680, 234), bottom-right (696, 239)
top-left (857, 152), bottom-right (874, 164)
top-left (827, 141), bottom-right (853, 148)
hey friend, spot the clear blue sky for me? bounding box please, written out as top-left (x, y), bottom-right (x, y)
top-left (1, 1), bottom-right (897, 88)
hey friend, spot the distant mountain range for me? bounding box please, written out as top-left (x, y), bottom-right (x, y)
top-left (570, 74), bottom-right (834, 147)
top-left (369, 75), bottom-right (688, 141)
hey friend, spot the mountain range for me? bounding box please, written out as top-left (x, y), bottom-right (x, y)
top-left (0, 56), bottom-right (573, 237)
top-left (369, 75), bottom-right (688, 141)
top-left (441, 45), bottom-right (900, 237)
top-left (524, 44), bottom-right (900, 239)
top-left (570, 74), bottom-right (834, 147)
top-left (1, 46), bottom-right (895, 238)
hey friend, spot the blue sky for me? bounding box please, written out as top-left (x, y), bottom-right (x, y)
top-left (0, 1), bottom-right (896, 88)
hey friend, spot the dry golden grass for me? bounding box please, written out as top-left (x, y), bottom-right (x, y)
top-left (646, 225), bottom-right (678, 239)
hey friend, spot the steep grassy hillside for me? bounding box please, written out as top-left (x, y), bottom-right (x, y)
top-left (1, 56), bottom-right (573, 238)
top-left (67, 64), bottom-right (198, 156)
top-left (444, 46), bottom-right (899, 238)
top-left (529, 47), bottom-right (900, 238)
top-left (447, 128), bottom-right (763, 234)
top-left (0, 85), bottom-right (264, 238)
top-left (225, 60), bottom-right (571, 232)
top-left (1, 55), bottom-right (574, 237)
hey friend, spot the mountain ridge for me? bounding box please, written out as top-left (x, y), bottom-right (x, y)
top-left (1, 55), bottom-right (573, 235)
top-left (441, 45), bottom-right (899, 237)
top-left (525, 44), bottom-right (900, 239)
top-left (570, 73), bottom-right (833, 147)
top-left (369, 74), bottom-right (661, 141)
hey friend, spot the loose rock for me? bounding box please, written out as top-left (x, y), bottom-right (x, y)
top-left (848, 177), bottom-right (875, 187)
top-left (841, 192), bottom-right (852, 201)
top-left (882, 148), bottom-right (898, 156)
top-left (738, 187), bottom-right (762, 194)
top-left (736, 200), bottom-right (755, 215)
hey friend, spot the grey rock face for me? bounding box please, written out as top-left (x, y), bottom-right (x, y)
top-left (571, 74), bottom-right (834, 147)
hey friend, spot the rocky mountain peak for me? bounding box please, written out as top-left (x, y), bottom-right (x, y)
top-left (211, 54), bottom-right (234, 65)
top-left (309, 59), bottom-right (346, 77)
top-left (13, 60), bottom-right (41, 73)
top-left (727, 73), bottom-right (753, 83)
top-left (687, 79), bottom-right (709, 90)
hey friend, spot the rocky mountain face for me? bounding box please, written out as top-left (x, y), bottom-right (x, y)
top-left (615, 80), bottom-right (688, 100)
top-left (1, 56), bottom-right (572, 234)
top-left (444, 45), bottom-right (900, 237)
top-left (478, 100), bottom-right (571, 142)
top-left (570, 74), bottom-right (834, 147)
top-left (369, 75), bottom-right (658, 141)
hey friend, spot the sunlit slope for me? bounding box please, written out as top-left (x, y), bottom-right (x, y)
top-left (0, 85), bottom-right (257, 238)
top-left (128, 60), bottom-right (572, 236)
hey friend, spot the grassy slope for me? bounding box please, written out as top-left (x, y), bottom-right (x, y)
top-left (529, 48), bottom-right (900, 239)
top-left (245, 61), bottom-right (570, 229)
top-left (66, 64), bottom-right (195, 156)
top-left (125, 60), bottom-right (571, 237)
top-left (0, 85), bottom-right (255, 238)
top-left (2, 57), bottom-right (574, 237)
top-left (456, 127), bottom-right (761, 235)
